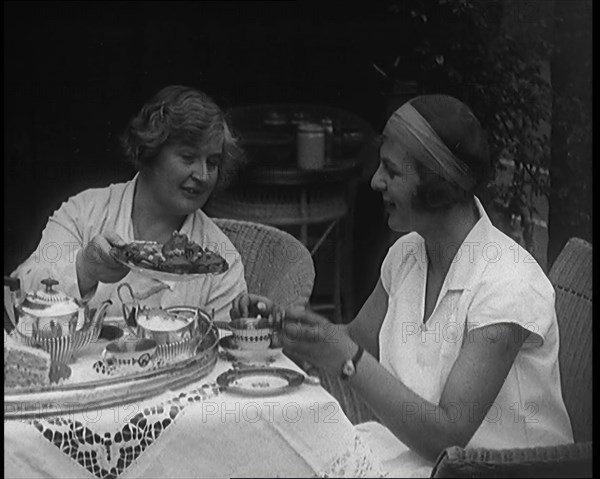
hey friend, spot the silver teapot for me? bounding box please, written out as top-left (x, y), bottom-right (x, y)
top-left (4, 276), bottom-right (111, 338)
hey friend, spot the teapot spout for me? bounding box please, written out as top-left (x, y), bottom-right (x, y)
top-left (90, 299), bottom-right (112, 330)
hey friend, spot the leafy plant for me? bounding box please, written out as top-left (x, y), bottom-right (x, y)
top-left (547, 0), bottom-right (592, 263)
top-left (375, 0), bottom-right (554, 252)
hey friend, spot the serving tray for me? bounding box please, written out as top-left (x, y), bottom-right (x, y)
top-left (4, 319), bottom-right (219, 420)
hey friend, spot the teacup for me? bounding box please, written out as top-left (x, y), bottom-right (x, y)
top-left (102, 337), bottom-right (157, 373)
top-left (229, 317), bottom-right (273, 351)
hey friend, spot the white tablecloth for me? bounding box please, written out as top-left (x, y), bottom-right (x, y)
top-left (5, 347), bottom-right (386, 478)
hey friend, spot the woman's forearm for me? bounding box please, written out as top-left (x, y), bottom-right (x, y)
top-left (76, 249), bottom-right (99, 299)
top-left (348, 351), bottom-right (470, 461)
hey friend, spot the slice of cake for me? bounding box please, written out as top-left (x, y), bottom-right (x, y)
top-left (4, 333), bottom-right (51, 389)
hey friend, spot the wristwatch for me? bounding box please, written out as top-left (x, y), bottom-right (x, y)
top-left (340, 345), bottom-right (364, 381)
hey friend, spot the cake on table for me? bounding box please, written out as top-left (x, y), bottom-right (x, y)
top-left (4, 330), bottom-right (51, 389)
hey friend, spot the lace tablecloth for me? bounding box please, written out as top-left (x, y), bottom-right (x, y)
top-left (5, 350), bottom-right (387, 478)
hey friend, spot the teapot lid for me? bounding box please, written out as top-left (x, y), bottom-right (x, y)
top-left (21, 278), bottom-right (80, 317)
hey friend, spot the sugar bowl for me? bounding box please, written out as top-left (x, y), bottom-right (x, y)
top-left (117, 283), bottom-right (205, 346)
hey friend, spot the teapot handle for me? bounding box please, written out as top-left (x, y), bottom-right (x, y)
top-left (4, 276), bottom-right (21, 292)
top-left (3, 302), bottom-right (16, 333)
top-left (3, 276), bottom-right (21, 333)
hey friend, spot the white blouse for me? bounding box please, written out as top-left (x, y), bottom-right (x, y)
top-left (357, 197), bottom-right (573, 477)
top-left (12, 176), bottom-right (247, 323)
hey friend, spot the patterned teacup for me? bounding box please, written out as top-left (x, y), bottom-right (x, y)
top-left (229, 317), bottom-right (273, 351)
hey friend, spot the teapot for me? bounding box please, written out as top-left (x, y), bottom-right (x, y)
top-left (4, 276), bottom-right (112, 338)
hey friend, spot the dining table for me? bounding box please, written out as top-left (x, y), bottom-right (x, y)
top-left (4, 322), bottom-right (386, 479)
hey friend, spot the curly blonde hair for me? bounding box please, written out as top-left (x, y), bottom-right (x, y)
top-left (120, 85), bottom-right (245, 192)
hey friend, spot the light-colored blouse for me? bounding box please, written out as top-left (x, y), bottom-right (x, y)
top-left (357, 197), bottom-right (573, 477)
top-left (12, 176), bottom-right (247, 323)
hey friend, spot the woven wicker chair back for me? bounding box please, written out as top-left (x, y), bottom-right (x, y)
top-left (213, 217), bottom-right (378, 424)
top-left (548, 237), bottom-right (593, 443)
top-left (213, 218), bottom-right (315, 309)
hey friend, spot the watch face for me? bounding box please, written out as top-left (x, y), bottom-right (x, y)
top-left (342, 360), bottom-right (355, 377)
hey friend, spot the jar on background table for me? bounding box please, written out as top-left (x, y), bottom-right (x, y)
top-left (297, 122), bottom-right (325, 170)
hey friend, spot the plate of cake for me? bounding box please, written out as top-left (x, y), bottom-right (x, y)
top-left (111, 231), bottom-right (229, 282)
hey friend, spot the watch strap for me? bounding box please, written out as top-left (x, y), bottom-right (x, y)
top-left (341, 345), bottom-right (364, 380)
top-left (352, 345), bottom-right (364, 369)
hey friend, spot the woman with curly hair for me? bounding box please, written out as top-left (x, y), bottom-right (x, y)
top-left (12, 85), bottom-right (247, 321)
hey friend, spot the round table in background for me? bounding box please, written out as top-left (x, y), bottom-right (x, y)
top-left (206, 103), bottom-right (377, 323)
top-left (205, 158), bottom-right (363, 323)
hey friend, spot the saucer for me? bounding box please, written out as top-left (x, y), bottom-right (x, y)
top-left (219, 335), bottom-right (282, 363)
top-left (217, 367), bottom-right (304, 397)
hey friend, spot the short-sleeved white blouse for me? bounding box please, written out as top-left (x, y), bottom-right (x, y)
top-left (357, 197), bottom-right (573, 477)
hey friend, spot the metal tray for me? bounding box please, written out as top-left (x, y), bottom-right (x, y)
top-left (4, 320), bottom-right (219, 420)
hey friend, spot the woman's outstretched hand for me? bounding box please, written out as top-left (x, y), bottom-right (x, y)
top-left (281, 307), bottom-right (358, 376)
top-left (76, 232), bottom-right (130, 296)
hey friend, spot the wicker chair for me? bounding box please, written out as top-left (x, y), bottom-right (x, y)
top-left (213, 218), bottom-right (315, 309)
top-left (214, 217), bottom-right (378, 423)
top-left (431, 237), bottom-right (593, 478)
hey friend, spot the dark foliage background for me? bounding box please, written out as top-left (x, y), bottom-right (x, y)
top-left (4, 1), bottom-right (591, 310)
top-left (547, 0), bottom-right (592, 264)
top-left (4, 1), bottom-right (396, 274)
